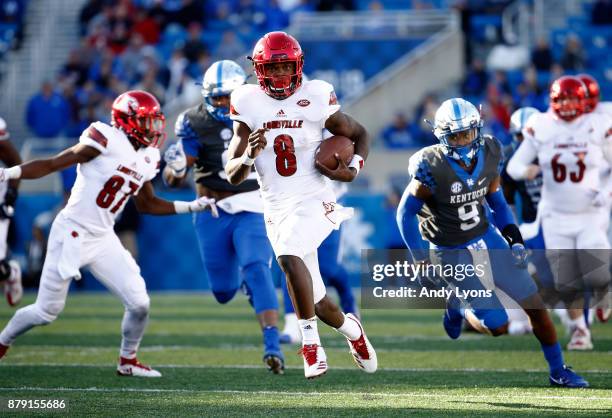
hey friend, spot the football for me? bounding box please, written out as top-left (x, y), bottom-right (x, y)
top-left (315, 135), bottom-right (354, 171)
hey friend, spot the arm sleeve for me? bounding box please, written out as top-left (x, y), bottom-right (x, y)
top-left (396, 187), bottom-right (429, 261)
top-left (486, 188), bottom-right (516, 229)
top-left (506, 137), bottom-right (538, 180)
top-left (174, 112), bottom-right (200, 158)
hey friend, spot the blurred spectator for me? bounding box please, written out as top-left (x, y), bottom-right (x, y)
top-left (26, 81), bottom-right (69, 138)
top-left (213, 31), bottom-right (246, 61)
top-left (462, 58), bottom-right (488, 97)
top-left (264, 0), bottom-right (290, 30)
top-left (131, 7), bottom-right (161, 44)
top-left (1, 0), bottom-right (27, 48)
top-left (61, 49), bottom-right (91, 87)
top-left (513, 67), bottom-right (546, 110)
top-left (381, 113), bottom-right (419, 149)
top-left (591, 0), bottom-right (612, 25)
top-left (79, 0), bottom-right (107, 36)
top-left (183, 22), bottom-right (207, 64)
top-left (486, 34), bottom-right (529, 71)
top-left (560, 34), bottom-right (586, 71)
top-left (412, 94), bottom-right (439, 145)
top-left (530, 37), bottom-right (553, 71)
top-left (133, 69), bottom-right (166, 104)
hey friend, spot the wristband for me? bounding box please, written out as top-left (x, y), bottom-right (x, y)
top-left (173, 201), bottom-right (191, 214)
top-left (348, 154), bottom-right (364, 175)
top-left (241, 153), bottom-right (255, 166)
top-left (5, 166), bottom-right (21, 180)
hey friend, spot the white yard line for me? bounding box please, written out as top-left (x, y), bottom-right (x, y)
top-left (0, 362), bottom-right (610, 374)
top-left (0, 386), bottom-right (609, 401)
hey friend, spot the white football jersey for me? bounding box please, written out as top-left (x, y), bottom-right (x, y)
top-left (523, 110), bottom-right (612, 214)
top-left (230, 80), bottom-right (340, 211)
top-left (594, 101), bottom-right (612, 117)
top-left (62, 122), bottom-right (160, 234)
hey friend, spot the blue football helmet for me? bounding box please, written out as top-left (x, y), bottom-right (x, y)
top-left (432, 98), bottom-right (484, 165)
top-left (509, 106), bottom-right (538, 143)
top-left (201, 60), bottom-right (246, 122)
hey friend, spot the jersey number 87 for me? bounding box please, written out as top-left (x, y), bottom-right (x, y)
top-left (96, 175), bottom-right (139, 213)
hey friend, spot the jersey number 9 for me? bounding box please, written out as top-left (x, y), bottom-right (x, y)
top-left (458, 201), bottom-right (481, 231)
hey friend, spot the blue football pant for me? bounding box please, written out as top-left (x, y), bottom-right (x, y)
top-left (194, 209), bottom-right (278, 314)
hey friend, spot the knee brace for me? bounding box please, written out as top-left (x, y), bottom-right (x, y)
top-left (127, 296), bottom-right (150, 318)
top-left (35, 300), bottom-right (65, 324)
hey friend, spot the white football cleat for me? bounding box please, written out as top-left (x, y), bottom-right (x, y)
top-left (344, 313), bottom-right (377, 373)
top-left (4, 260), bottom-right (22, 307)
top-left (567, 327), bottom-right (593, 351)
top-left (299, 344), bottom-right (327, 379)
top-left (117, 357), bottom-right (162, 377)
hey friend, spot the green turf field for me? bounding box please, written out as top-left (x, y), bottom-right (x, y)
top-left (0, 292), bottom-right (610, 417)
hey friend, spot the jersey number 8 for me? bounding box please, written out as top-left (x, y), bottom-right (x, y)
top-left (273, 134), bottom-right (297, 176)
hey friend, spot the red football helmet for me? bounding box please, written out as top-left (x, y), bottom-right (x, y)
top-left (577, 74), bottom-right (600, 113)
top-left (251, 31), bottom-right (304, 100)
top-left (549, 76), bottom-right (586, 121)
top-left (111, 90), bottom-right (166, 147)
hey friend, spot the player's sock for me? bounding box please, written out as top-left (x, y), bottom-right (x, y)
top-left (120, 307), bottom-right (149, 359)
top-left (263, 325), bottom-right (281, 354)
top-left (0, 304), bottom-right (49, 346)
top-left (541, 342), bottom-right (564, 375)
top-left (298, 317), bottom-right (321, 345)
top-left (335, 313), bottom-right (361, 340)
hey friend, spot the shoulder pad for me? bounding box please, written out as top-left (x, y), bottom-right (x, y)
top-left (408, 147), bottom-right (437, 192)
top-left (84, 121), bottom-right (114, 148)
top-left (175, 108), bottom-right (198, 138)
top-left (230, 84), bottom-right (260, 129)
top-left (483, 135), bottom-right (502, 155)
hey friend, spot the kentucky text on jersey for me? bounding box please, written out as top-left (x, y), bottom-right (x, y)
top-left (263, 120), bottom-right (304, 129)
top-left (117, 165), bottom-right (143, 182)
top-left (450, 187), bottom-right (488, 204)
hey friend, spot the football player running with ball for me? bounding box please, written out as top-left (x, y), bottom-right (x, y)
top-left (0, 91), bottom-right (217, 377)
top-left (164, 60), bottom-right (285, 374)
top-left (225, 31), bottom-right (377, 379)
top-left (397, 98), bottom-right (588, 388)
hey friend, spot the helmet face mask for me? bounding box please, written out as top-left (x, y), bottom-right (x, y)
top-left (433, 98), bottom-right (484, 166)
top-left (251, 31), bottom-right (304, 100)
top-left (202, 60), bottom-right (246, 122)
top-left (111, 90), bottom-right (166, 148)
top-left (550, 76), bottom-right (586, 122)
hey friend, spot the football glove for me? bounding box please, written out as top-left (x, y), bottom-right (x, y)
top-left (189, 196), bottom-right (219, 217)
top-left (164, 142), bottom-right (187, 177)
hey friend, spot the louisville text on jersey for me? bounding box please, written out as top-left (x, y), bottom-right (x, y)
top-left (263, 120), bottom-right (304, 129)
